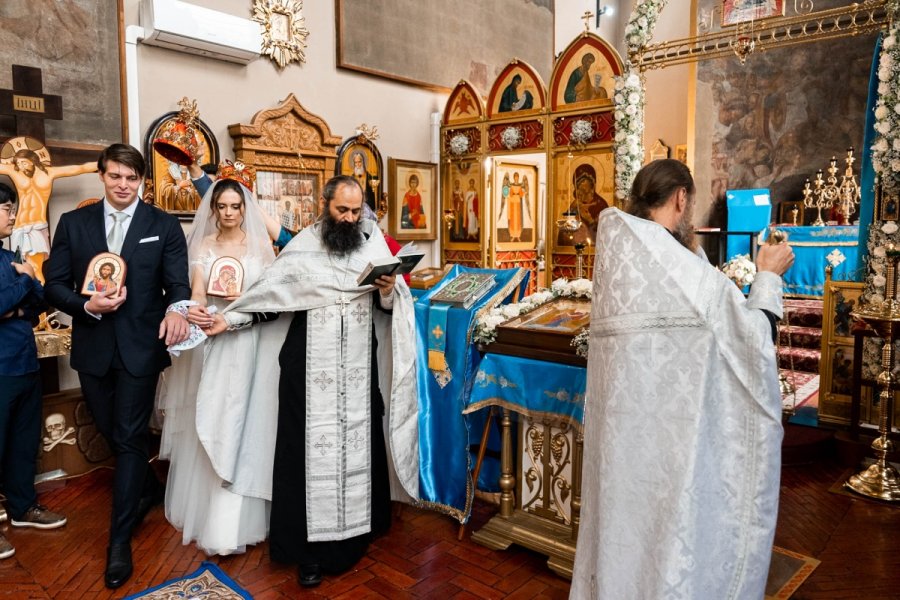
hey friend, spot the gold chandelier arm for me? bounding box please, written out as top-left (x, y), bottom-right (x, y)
top-left (633, 0), bottom-right (889, 71)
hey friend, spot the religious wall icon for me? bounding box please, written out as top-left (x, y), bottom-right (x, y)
top-left (389, 158), bottom-right (437, 241)
top-left (43, 413), bottom-right (76, 453)
top-left (336, 130), bottom-right (385, 215)
top-left (252, 0), bottom-right (310, 69)
top-left (493, 162), bottom-right (538, 250)
top-left (81, 253), bottom-right (126, 296)
top-left (144, 99), bottom-right (219, 220)
top-left (206, 256), bottom-right (244, 298)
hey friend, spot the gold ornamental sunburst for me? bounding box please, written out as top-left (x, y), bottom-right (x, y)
top-left (252, 0), bottom-right (310, 69)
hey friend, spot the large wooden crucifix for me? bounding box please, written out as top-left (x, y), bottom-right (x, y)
top-left (0, 65), bottom-right (64, 141)
top-left (0, 65), bottom-right (97, 282)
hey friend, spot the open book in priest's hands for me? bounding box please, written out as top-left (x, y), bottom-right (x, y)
top-left (356, 242), bottom-right (426, 286)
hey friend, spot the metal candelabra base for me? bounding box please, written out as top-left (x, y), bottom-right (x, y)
top-left (845, 451), bottom-right (900, 501)
top-left (846, 271), bottom-right (900, 502)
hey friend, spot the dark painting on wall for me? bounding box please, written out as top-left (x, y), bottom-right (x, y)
top-left (337, 0), bottom-right (554, 95)
top-left (0, 0), bottom-right (124, 147)
top-left (692, 0), bottom-right (876, 226)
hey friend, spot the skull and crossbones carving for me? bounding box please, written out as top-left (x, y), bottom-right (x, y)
top-left (43, 413), bottom-right (76, 452)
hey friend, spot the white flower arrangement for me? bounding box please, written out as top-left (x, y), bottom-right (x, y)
top-left (449, 133), bottom-right (470, 156)
top-left (473, 278), bottom-right (592, 345)
top-left (863, 218), bottom-right (900, 307)
top-left (872, 10), bottom-right (900, 197)
top-left (500, 126), bottom-right (522, 150)
top-left (570, 119), bottom-right (594, 146)
top-left (721, 254), bottom-right (756, 288)
top-left (613, 1), bottom-right (668, 201)
top-left (613, 69), bottom-right (645, 202)
top-left (571, 328), bottom-right (590, 358)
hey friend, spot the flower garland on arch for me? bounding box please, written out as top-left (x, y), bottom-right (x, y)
top-left (472, 278), bottom-right (592, 346)
top-left (862, 2), bottom-right (900, 378)
top-left (871, 2), bottom-right (900, 198)
top-left (613, 0), bottom-right (669, 202)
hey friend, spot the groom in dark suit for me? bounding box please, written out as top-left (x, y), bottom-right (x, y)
top-left (44, 144), bottom-right (191, 589)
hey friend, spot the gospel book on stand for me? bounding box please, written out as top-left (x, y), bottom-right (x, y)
top-left (429, 272), bottom-right (496, 309)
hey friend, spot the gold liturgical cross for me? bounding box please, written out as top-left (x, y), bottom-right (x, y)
top-left (581, 10), bottom-right (594, 32)
top-left (431, 325), bottom-right (445, 340)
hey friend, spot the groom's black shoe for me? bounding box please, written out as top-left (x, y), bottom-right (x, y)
top-left (298, 563), bottom-right (322, 587)
top-left (105, 543), bottom-right (133, 589)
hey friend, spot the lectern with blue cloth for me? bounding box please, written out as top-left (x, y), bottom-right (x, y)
top-left (726, 188), bottom-right (772, 260)
top-left (415, 265), bottom-right (529, 523)
top-left (766, 225), bottom-right (861, 296)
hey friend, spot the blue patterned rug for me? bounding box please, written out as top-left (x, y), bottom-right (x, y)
top-left (123, 562), bottom-right (251, 599)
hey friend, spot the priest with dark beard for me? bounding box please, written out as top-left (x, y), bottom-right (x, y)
top-left (200, 175), bottom-right (419, 588)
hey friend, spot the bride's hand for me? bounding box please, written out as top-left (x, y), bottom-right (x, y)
top-left (204, 314), bottom-right (228, 336)
top-left (187, 305), bottom-right (210, 325)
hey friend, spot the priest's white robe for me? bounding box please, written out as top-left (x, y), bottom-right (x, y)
top-left (570, 209), bottom-right (783, 600)
top-left (195, 219), bottom-right (418, 541)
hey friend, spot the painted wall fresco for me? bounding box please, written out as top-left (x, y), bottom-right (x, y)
top-left (693, 0), bottom-right (877, 226)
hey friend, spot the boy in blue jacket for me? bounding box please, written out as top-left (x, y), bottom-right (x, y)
top-left (0, 182), bottom-right (66, 559)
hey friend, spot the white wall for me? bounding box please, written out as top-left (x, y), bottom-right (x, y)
top-left (40, 0), bottom-right (447, 265)
top-left (554, 0), bottom-right (623, 56)
top-left (641, 0), bottom-right (693, 170)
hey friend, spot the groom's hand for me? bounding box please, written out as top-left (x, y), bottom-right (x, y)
top-left (159, 311), bottom-right (189, 345)
top-left (85, 286), bottom-right (127, 315)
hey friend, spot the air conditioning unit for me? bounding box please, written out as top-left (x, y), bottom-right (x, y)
top-left (140, 0), bottom-right (261, 65)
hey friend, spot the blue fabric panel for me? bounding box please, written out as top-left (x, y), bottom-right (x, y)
top-left (414, 265), bottom-right (529, 522)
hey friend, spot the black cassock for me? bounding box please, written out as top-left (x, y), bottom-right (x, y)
top-left (269, 308), bottom-right (392, 573)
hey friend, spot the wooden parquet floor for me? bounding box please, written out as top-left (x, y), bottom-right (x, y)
top-left (0, 457), bottom-right (898, 599)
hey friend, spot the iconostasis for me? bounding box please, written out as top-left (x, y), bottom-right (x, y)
top-left (439, 33), bottom-right (624, 289)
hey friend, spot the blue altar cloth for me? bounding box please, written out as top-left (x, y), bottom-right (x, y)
top-left (464, 354), bottom-right (586, 429)
top-left (415, 265), bottom-right (529, 522)
top-left (768, 225), bottom-right (862, 297)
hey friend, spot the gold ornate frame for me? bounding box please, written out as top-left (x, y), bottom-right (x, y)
top-left (388, 158), bottom-right (438, 241)
top-left (252, 0), bottom-right (310, 69)
top-left (228, 93), bottom-right (341, 230)
top-left (819, 267), bottom-right (865, 425)
top-left (142, 110), bottom-right (219, 220)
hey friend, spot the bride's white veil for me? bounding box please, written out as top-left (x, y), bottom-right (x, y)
top-left (185, 175), bottom-right (275, 284)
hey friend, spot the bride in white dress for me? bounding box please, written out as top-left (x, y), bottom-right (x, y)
top-left (158, 167), bottom-right (276, 555)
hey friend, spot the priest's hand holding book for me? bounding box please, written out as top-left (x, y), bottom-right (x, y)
top-left (356, 242), bottom-right (425, 288)
top-left (372, 274), bottom-right (396, 297)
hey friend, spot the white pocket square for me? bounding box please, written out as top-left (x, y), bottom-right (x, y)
top-left (139, 236), bottom-right (159, 243)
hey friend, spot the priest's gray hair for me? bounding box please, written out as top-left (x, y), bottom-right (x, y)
top-left (323, 174), bottom-right (364, 206)
top-left (626, 159), bottom-right (695, 220)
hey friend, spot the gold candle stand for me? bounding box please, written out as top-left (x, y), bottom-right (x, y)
top-left (846, 245), bottom-right (900, 501)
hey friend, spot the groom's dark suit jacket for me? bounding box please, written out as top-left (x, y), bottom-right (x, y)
top-left (44, 200), bottom-right (190, 377)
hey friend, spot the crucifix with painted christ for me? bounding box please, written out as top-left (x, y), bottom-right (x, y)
top-left (0, 65), bottom-right (97, 282)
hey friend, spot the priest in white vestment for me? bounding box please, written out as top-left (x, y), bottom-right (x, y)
top-left (571, 159), bottom-right (794, 599)
top-left (200, 175), bottom-right (418, 588)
